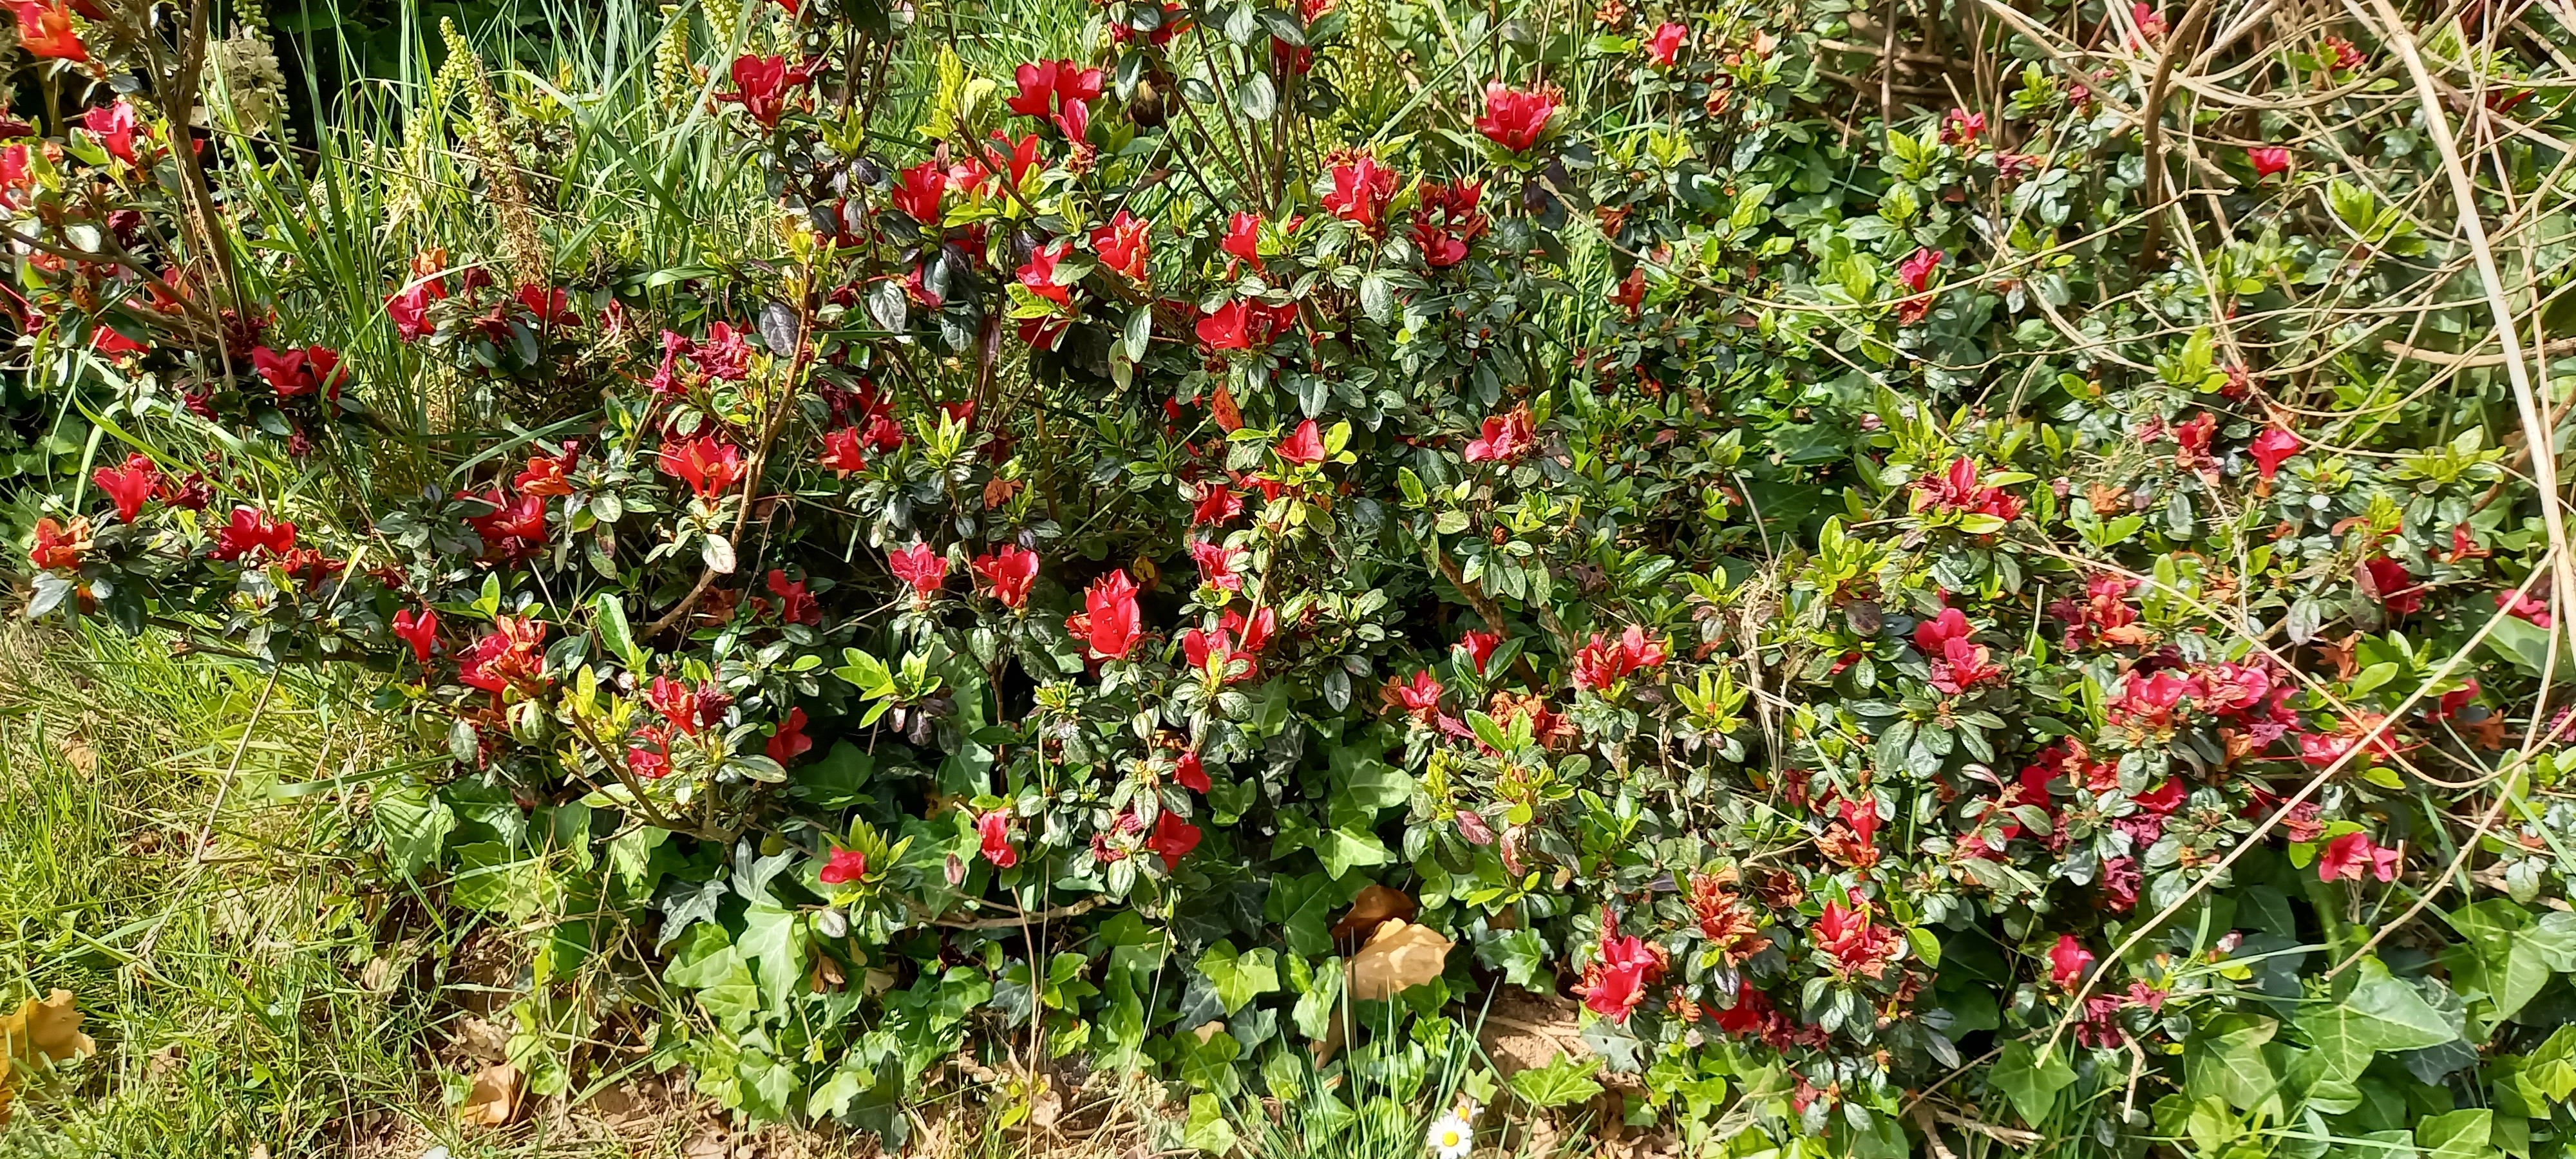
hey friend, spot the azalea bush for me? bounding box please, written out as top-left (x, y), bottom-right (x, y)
top-left (14, 0), bottom-right (2576, 1150)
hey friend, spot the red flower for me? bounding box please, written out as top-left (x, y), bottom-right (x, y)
top-left (1276, 419), bottom-right (1326, 466)
top-left (2325, 35), bottom-right (2364, 71)
top-left (697, 322), bottom-right (752, 381)
top-left (92, 453), bottom-right (160, 523)
top-left (647, 675), bottom-right (714, 736)
top-left (2249, 426), bottom-right (2302, 482)
top-left (972, 132), bottom-right (1043, 190)
top-left (1811, 892), bottom-right (1900, 979)
top-left (1611, 268), bottom-right (1646, 315)
top-left (1320, 151), bottom-right (1400, 234)
top-left (1193, 482), bottom-right (1245, 526)
top-left (1575, 918), bottom-right (1667, 1022)
top-left (2318, 831), bottom-right (2400, 883)
top-left (211, 506), bottom-right (298, 561)
top-left (516, 285), bottom-right (580, 328)
top-left (656, 435), bottom-right (747, 498)
top-left (1081, 570), bottom-right (1143, 660)
top-left (2130, 2), bottom-right (2166, 37)
top-left (717, 54), bottom-right (819, 127)
top-left (2363, 555), bottom-right (2424, 615)
top-left (392, 606), bottom-right (439, 664)
top-left (1175, 751), bottom-right (1211, 793)
top-left (1008, 59), bottom-right (1103, 140)
top-left (2048, 935), bottom-right (2097, 988)
top-left (468, 490), bottom-right (549, 557)
top-left (1928, 636), bottom-right (2003, 695)
top-left (1646, 21), bottom-right (1687, 66)
top-left (627, 740), bottom-right (673, 780)
top-left (1942, 108), bottom-right (1985, 146)
top-left (1897, 247), bottom-right (1944, 294)
top-left (1457, 629), bottom-right (1501, 674)
top-left (892, 160), bottom-right (945, 223)
top-left (2498, 589), bottom-right (2553, 629)
top-left (972, 544), bottom-right (1040, 608)
top-left (978, 809), bottom-right (1019, 868)
top-left (1572, 626), bottom-right (1667, 692)
top-left (1181, 626), bottom-right (1256, 683)
top-left (1410, 179), bottom-right (1487, 269)
top-left (1222, 212), bottom-right (1265, 270)
top-left (819, 427), bottom-right (867, 476)
top-left (82, 100), bottom-right (142, 165)
top-left (2248, 146), bottom-right (2292, 179)
top-left (819, 844), bottom-right (868, 885)
top-left (513, 449), bottom-right (576, 497)
top-left (1189, 539), bottom-right (1246, 591)
top-left (1090, 210), bottom-right (1150, 283)
top-left (28, 516), bottom-right (90, 571)
top-left (766, 569), bottom-right (821, 625)
top-left (766, 707), bottom-right (813, 764)
top-left (251, 345), bottom-right (348, 399)
top-left (458, 616), bottom-right (548, 695)
top-left (14, 1), bottom-right (87, 61)
top-left (1018, 239), bottom-right (1073, 306)
top-left (1475, 82), bottom-right (1559, 152)
top-left (1147, 811), bottom-right (1202, 869)
top-left (1390, 670), bottom-right (1444, 718)
top-left (1464, 406), bottom-right (1537, 464)
top-left (889, 543), bottom-right (949, 600)
top-left (1915, 457), bottom-right (2024, 522)
top-left (1195, 298), bottom-right (1294, 351)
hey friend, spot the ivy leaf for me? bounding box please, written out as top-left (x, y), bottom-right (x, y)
top-left (2414, 1109), bottom-right (2493, 1159)
top-left (2302, 959), bottom-right (2461, 1064)
top-left (1197, 941), bottom-right (1280, 1014)
top-left (2184, 1013), bottom-right (2282, 1111)
top-left (738, 903), bottom-right (809, 1013)
top-left (374, 786), bottom-right (454, 878)
top-left (1993, 1040), bottom-right (2077, 1125)
top-left (1184, 1093), bottom-right (1239, 1154)
top-left (1473, 928), bottom-right (1551, 988)
top-left (1313, 825), bottom-right (1392, 878)
top-left (1508, 1053), bottom-right (1604, 1109)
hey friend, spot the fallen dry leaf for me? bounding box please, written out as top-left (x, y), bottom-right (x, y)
top-left (3, 989), bottom-right (99, 1066)
top-left (1346, 920), bottom-right (1453, 1001)
top-left (459, 1062), bottom-right (525, 1127)
top-left (1330, 884), bottom-right (1417, 940)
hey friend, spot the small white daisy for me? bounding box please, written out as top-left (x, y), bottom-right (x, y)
top-left (1426, 1111), bottom-right (1475, 1159)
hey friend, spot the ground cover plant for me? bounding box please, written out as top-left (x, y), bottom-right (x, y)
top-left (8, 0), bottom-right (2576, 1151)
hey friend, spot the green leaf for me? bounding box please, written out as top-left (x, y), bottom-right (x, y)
top-left (374, 786), bottom-right (454, 878)
top-left (1993, 1040), bottom-right (2077, 1125)
top-left (738, 904), bottom-right (809, 1013)
top-left (1509, 1053), bottom-right (1604, 1109)
top-left (2415, 1109), bottom-right (2495, 1159)
top-left (2185, 1013), bottom-right (2282, 1112)
top-left (1184, 1093), bottom-right (1238, 1154)
top-left (1197, 941), bottom-right (1280, 1014)
top-left (1313, 825), bottom-right (1392, 878)
top-left (1473, 928), bottom-right (1550, 988)
top-left (2302, 959), bottom-right (2461, 1060)
top-left (592, 592), bottom-right (644, 672)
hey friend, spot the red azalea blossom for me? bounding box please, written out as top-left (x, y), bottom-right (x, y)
top-left (2363, 555), bottom-right (2424, 615)
top-left (82, 100), bottom-right (142, 165)
top-left (1221, 605), bottom-right (1274, 654)
top-left (893, 160), bottom-right (945, 223)
top-left (766, 707), bottom-right (813, 764)
top-left (697, 322), bottom-right (753, 381)
top-left (1181, 626), bottom-right (1255, 682)
top-left (819, 427), bottom-right (868, 476)
top-left (2048, 935), bottom-right (2098, 988)
top-left (468, 490), bottom-right (549, 558)
top-left (2249, 426), bottom-right (2302, 482)
top-left (1276, 419), bottom-right (1327, 466)
top-left (1943, 108), bottom-right (1985, 146)
top-left (2318, 831), bottom-right (2401, 882)
top-left (1390, 670), bottom-right (1444, 719)
top-left (517, 285), bottom-right (579, 328)
top-left (513, 449), bottom-right (576, 497)
top-left (1147, 812), bottom-right (1202, 869)
top-left (765, 569), bottom-right (821, 625)
top-left (458, 616), bottom-right (549, 696)
top-left (1195, 297), bottom-right (1296, 351)
top-left (1080, 570), bottom-right (1143, 660)
top-left (1090, 210), bottom-right (1151, 283)
top-left (1812, 892), bottom-right (1900, 979)
top-left (1008, 59), bottom-right (1103, 140)
top-left (1576, 922), bottom-right (1668, 1022)
top-left (889, 543), bottom-right (949, 600)
top-left (1320, 150), bottom-right (1401, 234)
top-left (1175, 751), bottom-right (1211, 793)
top-left (1457, 629), bottom-right (1502, 674)
top-left (15, 1), bottom-right (88, 61)
top-left (2248, 146), bottom-right (2292, 178)
top-left (1410, 180), bottom-right (1486, 269)
top-left (647, 675), bottom-right (717, 736)
top-left (1914, 457), bottom-right (2023, 522)
top-left (1897, 247), bottom-right (1944, 294)
top-left (1464, 406), bottom-right (1537, 464)
top-left (2325, 35), bottom-right (2364, 71)
top-left (28, 516), bottom-right (91, 570)
top-left (92, 454), bottom-right (160, 523)
top-left (1189, 539), bottom-right (1246, 592)
top-left (1193, 482), bottom-right (1245, 526)
top-left (1646, 21), bottom-right (1688, 66)
top-left (819, 844), bottom-right (867, 885)
top-left (1475, 82), bottom-right (1558, 153)
top-left (2174, 412), bottom-right (2217, 469)
top-left (972, 545), bottom-right (1040, 608)
top-left (2497, 589), bottom-right (2553, 628)
top-left (979, 809), bottom-right (1020, 867)
top-left (1572, 625), bottom-right (1668, 692)
top-left (1222, 211), bottom-right (1265, 270)
top-left (2130, 2), bottom-right (2166, 38)
top-left (718, 54), bottom-right (820, 127)
top-left (392, 606), bottom-right (440, 664)
top-left (211, 506), bottom-right (298, 561)
top-left (1018, 239), bottom-right (1073, 306)
top-left (251, 345), bottom-right (348, 399)
top-left (657, 435), bottom-right (747, 498)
